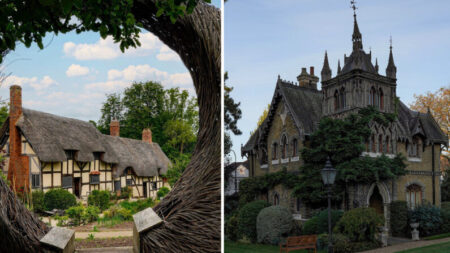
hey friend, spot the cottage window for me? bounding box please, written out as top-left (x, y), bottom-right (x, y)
top-left (292, 139), bottom-right (298, 157)
top-left (31, 174), bottom-right (40, 188)
top-left (152, 182), bottom-right (157, 190)
top-left (114, 180), bottom-right (121, 192)
top-left (406, 184), bottom-right (422, 209)
top-left (62, 175), bottom-right (72, 188)
top-left (65, 150), bottom-right (75, 160)
top-left (281, 135), bottom-right (287, 159)
top-left (126, 179), bottom-right (133, 186)
top-left (272, 143), bottom-right (278, 160)
top-left (90, 174), bottom-right (100, 185)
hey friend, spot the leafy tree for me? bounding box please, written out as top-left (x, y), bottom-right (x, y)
top-left (97, 82), bottom-right (198, 160)
top-left (224, 72), bottom-right (242, 156)
top-left (251, 103), bottom-right (270, 135)
top-left (0, 103), bottom-right (8, 127)
top-left (164, 153), bottom-right (191, 187)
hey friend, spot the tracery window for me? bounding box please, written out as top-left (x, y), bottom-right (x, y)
top-left (281, 135), bottom-right (288, 159)
top-left (371, 134), bottom-right (376, 152)
top-left (379, 88), bottom-right (384, 110)
top-left (378, 135), bottom-right (383, 153)
top-left (340, 87), bottom-right (346, 109)
top-left (386, 136), bottom-right (390, 153)
top-left (272, 142), bottom-right (278, 160)
top-left (334, 90), bottom-right (339, 111)
top-left (292, 138), bottom-right (298, 157)
top-left (260, 149), bottom-right (268, 164)
top-left (406, 184), bottom-right (422, 209)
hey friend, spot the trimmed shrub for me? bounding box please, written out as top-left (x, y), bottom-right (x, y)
top-left (390, 201), bottom-right (408, 237)
top-left (237, 200), bottom-right (270, 243)
top-left (257, 205), bottom-right (293, 245)
top-left (32, 190), bottom-right (45, 213)
top-left (441, 210), bottom-right (450, 233)
top-left (334, 207), bottom-right (384, 242)
top-left (66, 204), bottom-right (85, 225)
top-left (120, 186), bottom-right (132, 199)
top-left (318, 233), bottom-right (379, 253)
top-left (44, 188), bottom-right (76, 210)
top-left (409, 203), bottom-right (442, 237)
top-left (225, 213), bottom-right (239, 241)
top-left (302, 209), bottom-right (343, 235)
top-left (157, 187), bottom-right (170, 200)
top-left (83, 205), bottom-right (100, 223)
top-left (88, 190), bottom-right (111, 211)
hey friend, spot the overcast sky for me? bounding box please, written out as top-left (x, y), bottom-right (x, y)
top-left (0, 0), bottom-right (220, 121)
top-left (225, 0), bottom-right (450, 162)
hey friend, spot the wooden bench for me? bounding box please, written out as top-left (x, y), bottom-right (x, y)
top-left (279, 235), bottom-right (317, 253)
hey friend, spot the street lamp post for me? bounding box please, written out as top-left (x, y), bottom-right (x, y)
top-left (321, 157), bottom-right (337, 253)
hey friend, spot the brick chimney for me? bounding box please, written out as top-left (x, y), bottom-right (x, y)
top-left (142, 128), bottom-right (152, 144)
top-left (110, 119), bottom-right (120, 137)
top-left (8, 85), bottom-right (29, 192)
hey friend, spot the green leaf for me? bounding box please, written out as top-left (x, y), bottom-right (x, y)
top-left (61, 0), bottom-right (72, 15)
top-left (99, 25), bottom-right (107, 39)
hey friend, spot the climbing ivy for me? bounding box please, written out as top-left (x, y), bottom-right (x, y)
top-left (239, 107), bottom-right (407, 208)
top-left (293, 106), bottom-right (406, 206)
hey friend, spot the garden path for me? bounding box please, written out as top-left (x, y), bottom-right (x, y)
top-left (361, 237), bottom-right (450, 253)
top-left (76, 230), bottom-right (133, 239)
top-left (76, 246), bottom-right (133, 253)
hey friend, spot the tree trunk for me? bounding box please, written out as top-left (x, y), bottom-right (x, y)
top-left (132, 1), bottom-right (220, 252)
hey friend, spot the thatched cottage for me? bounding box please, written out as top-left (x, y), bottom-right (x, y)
top-left (0, 85), bottom-right (171, 200)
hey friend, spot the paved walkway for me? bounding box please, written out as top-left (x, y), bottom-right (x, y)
top-left (76, 246), bottom-right (133, 253)
top-left (361, 237), bottom-right (450, 253)
top-left (75, 230), bottom-right (133, 239)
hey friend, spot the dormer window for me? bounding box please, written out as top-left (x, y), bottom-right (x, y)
top-left (408, 137), bottom-right (422, 158)
top-left (65, 150), bottom-right (75, 160)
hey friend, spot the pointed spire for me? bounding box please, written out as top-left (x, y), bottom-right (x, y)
top-left (352, 9), bottom-right (363, 51)
top-left (337, 59), bottom-right (341, 74)
top-left (386, 37), bottom-right (397, 79)
top-left (375, 58), bottom-right (379, 73)
top-left (321, 51), bottom-right (332, 81)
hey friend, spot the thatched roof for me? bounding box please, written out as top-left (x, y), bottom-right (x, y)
top-left (1, 108), bottom-right (170, 177)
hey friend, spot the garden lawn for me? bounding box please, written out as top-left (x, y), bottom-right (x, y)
top-left (225, 241), bottom-right (326, 253)
top-left (396, 241), bottom-right (450, 253)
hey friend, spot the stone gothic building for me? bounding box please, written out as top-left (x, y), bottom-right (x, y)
top-left (241, 13), bottom-right (447, 229)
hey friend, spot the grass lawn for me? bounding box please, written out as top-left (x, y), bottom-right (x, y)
top-left (225, 241), bottom-right (326, 253)
top-left (423, 232), bottom-right (450, 240)
top-left (396, 241), bottom-right (450, 253)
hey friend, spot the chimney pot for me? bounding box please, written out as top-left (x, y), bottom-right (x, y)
top-left (310, 66), bottom-right (314, 76)
top-left (110, 119), bottom-right (120, 137)
top-left (142, 128), bottom-right (152, 144)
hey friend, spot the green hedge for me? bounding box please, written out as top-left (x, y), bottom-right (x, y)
top-left (334, 207), bottom-right (384, 242)
top-left (157, 187), bottom-right (170, 200)
top-left (442, 202), bottom-right (450, 212)
top-left (32, 190), bottom-right (45, 213)
top-left (237, 200), bottom-right (270, 243)
top-left (87, 190), bottom-right (111, 211)
top-left (225, 213), bottom-right (239, 241)
top-left (409, 203), bottom-right (442, 237)
top-left (390, 201), bottom-right (408, 237)
top-left (302, 209), bottom-right (343, 235)
top-left (44, 188), bottom-right (76, 210)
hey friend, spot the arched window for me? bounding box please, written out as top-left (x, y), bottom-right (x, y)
top-left (340, 87), bottom-right (346, 109)
top-left (409, 137), bottom-right (422, 158)
top-left (386, 136), bottom-right (390, 153)
top-left (281, 135), bottom-right (288, 159)
top-left (379, 88), bottom-right (384, 110)
top-left (334, 90), bottom-right (339, 111)
top-left (261, 149), bottom-right (268, 164)
top-left (370, 87), bottom-right (377, 106)
top-left (296, 198), bottom-right (301, 212)
top-left (292, 138), bottom-right (298, 157)
top-left (273, 193), bottom-right (279, 206)
top-left (272, 142), bottom-right (278, 160)
top-left (378, 135), bottom-right (383, 153)
top-left (406, 184), bottom-right (422, 209)
top-left (371, 134), bottom-right (376, 152)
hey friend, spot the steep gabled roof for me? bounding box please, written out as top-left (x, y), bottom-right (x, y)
top-left (242, 79), bottom-right (322, 154)
top-left (0, 108), bottom-right (171, 177)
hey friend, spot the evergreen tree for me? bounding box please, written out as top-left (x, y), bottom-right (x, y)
top-left (224, 72), bottom-right (242, 157)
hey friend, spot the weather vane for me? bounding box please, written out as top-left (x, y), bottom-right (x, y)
top-left (350, 0), bottom-right (358, 16)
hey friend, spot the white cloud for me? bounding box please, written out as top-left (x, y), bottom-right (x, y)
top-left (156, 45), bottom-right (180, 61)
top-left (63, 33), bottom-right (163, 60)
top-left (66, 64), bottom-right (90, 77)
top-left (3, 75), bottom-right (57, 91)
top-left (86, 64), bottom-right (194, 95)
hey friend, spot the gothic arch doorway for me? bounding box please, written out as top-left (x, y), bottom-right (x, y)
top-left (366, 182), bottom-right (391, 229)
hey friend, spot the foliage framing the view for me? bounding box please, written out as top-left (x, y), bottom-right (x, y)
top-left (224, 72), bottom-right (242, 157)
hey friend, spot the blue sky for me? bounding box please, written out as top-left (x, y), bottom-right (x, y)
top-left (0, 0), bottom-right (220, 121)
top-left (225, 0), bottom-right (450, 162)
